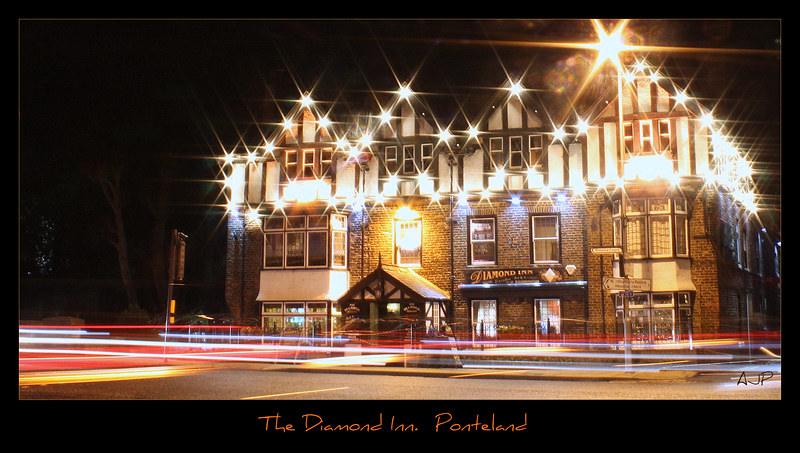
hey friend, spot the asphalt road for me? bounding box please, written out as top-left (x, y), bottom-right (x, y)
top-left (19, 364), bottom-right (780, 400)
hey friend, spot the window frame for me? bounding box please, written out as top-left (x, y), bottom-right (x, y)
top-left (385, 146), bottom-right (398, 173)
top-left (331, 213), bottom-right (348, 269)
top-left (658, 118), bottom-right (671, 153)
top-left (623, 121), bottom-right (634, 153)
top-left (302, 149), bottom-right (316, 179)
top-left (421, 143), bottom-right (433, 171)
top-left (489, 137), bottom-right (504, 167)
top-left (394, 218), bottom-right (423, 268)
top-left (402, 144), bottom-right (416, 175)
top-left (285, 150), bottom-right (298, 179)
top-left (468, 216), bottom-right (498, 266)
top-left (528, 134), bottom-right (543, 168)
top-left (509, 136), bottom-right (524, 169)
top-left (639, 119), bottom-right (654, 153)
top-left (531, 214), bottom-right (561, 264)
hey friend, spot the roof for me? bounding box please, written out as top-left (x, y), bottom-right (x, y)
top-left (337, 262), bottom-right (450, 304)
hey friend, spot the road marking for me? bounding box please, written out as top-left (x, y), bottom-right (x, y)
top-left (449, 370), bottom-right (528, 379)
top-left (614, 360), bottom-right (690, 367)
top-left (241, 386), bottom-right (350, 400)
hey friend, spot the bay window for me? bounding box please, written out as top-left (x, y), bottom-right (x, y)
top-left (262, 214), bottom-right (343, 269)
top-left (469, 217), bottom-right (496, 266)
top-left (613, 197), bottom-right (689, 259)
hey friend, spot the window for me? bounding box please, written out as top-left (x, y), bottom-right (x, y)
top-left (531, 215), bottom-right (560, 263)
top-left (262, 302), bottom-right (334, 337)
top-left (385, 146), bottom-right (398, 173)
top-left (623, 121), bottom-right (634, 153)
top-left (395, 219), bottom-right (422, 267)
top-left (263, 215), bottom-right (337, 269)
top-left (425, 302), bottom-right (445, 335)
top-left (421, 143), bottom-right (433, 171)
top-left (639, 120), bottom-right (653, 153)
top-left (613, 197), bottom-right (688, 259)
top-left (331, 214), bottom-right (348, 268)
top-left (471, 300), bottom-right (497, 340)
top-left (509, 136), bottom-right (523, 169)
top-left (490, 137), bottom-right (504, 167)
top-left (403, 145), bottom-right (416, 174)
top-left (535, 299), bottom-right (561, 339)
top-left (658, 119), bottom-right (671, 153)
top-left (649, 198), bottom-right (672, 257)
top-left (285, 150), bottom-right (298, 179)
top-left (469, 217), bottom-right (496, 266)
top-left (529, 135), bottom-right (543, 167)
top-left (320, 148), bottom-right (333, 176)
top-left (302, 149), bottom-right (316, 178)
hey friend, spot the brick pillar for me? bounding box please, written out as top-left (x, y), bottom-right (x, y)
top-left (586, 191), bottom-right (616, 340)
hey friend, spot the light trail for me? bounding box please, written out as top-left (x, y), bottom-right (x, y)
top-left (20, 336), bottom-right (742, 361)
top-left (450, 370), bottom-right (528, 379)
top-left (19, 366), bottom-right (205, 386)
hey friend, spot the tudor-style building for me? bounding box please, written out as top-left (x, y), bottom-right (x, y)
top-left (223, 72), bottom-right (779, 345)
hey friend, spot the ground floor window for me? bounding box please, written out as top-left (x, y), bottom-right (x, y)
top-left (260, 301), bottom-right (330, 337)
top-left (425, 302), bottom-right (445, 335)
top-left (534, 298), bottom-right (561, 340)
top-left (615, 292), bottom-right (693, 344)
top-left (471, 299), bottom-right (497, 340)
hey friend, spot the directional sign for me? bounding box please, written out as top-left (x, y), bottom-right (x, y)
top-left (591, 247), bottom-right (623, 256)
top-left (603, 277), bottom-right (651, 292)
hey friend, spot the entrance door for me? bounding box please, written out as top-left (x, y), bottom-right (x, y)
top-left (535, 299), bottom-right (561, 342)
top-left (471, 300), bottom-right (497, 341)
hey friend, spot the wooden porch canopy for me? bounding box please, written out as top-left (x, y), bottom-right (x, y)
top-left (337, 262), bottom-right (450, 307)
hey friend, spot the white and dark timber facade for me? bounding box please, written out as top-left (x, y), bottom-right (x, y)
top-left (223, 72), bottom-right (780, 345)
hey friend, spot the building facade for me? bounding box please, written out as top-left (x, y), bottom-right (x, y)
top-left (223, 73), bottom-right (780, 345)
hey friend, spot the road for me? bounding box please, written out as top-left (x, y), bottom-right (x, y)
top-left (18, 363), bottom-right (780, 400)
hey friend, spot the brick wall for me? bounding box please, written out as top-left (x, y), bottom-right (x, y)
top-left (224, 214), bottom-right (264, 324)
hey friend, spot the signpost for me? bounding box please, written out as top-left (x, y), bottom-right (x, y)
top-left (603, 277), bottom-right (652, 292)
top-left (164, 229), bottom-right (188, 362)
top-left (591, 246), bottom-right (623, 256)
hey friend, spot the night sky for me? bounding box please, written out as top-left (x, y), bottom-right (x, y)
top-left (19, 19), bottom-right (781, 319)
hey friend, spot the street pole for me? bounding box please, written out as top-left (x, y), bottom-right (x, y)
top-left (615, 67), bottom-right (633, 370)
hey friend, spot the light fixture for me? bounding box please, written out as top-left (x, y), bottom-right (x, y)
top-left (274, 198), bottom-right (285, 210)
top-left (542, 185), bottom-right (551, 197)
top-left (223, 153), bottom-right (235, 166)
top-left (468, 125), bottom-right (479, 140)
top-left (395, 206), bottom-right (419, 221)
top-left (263, 142), bottom-right (275, 155)
top-left (300, 94), bottom-right (314, 108)
top-left (623, 71), bottom-right (636, 84)
top-left (379, 110), bottom-right (392, 125)
top-left (374, 192), bottom-right (386, 204)
top-left (572, 182), bottom-right (586, 195)
top-left (480, 188), bottom-right (491, 199)
top-left (649, 71), bottom-right (660, 83)
top-left (430, 191), bottom-right (441, 203)
top-left (457, 191), bottom-right (469, 206)
top-left (674, 90), bottom-right (689, 105)
top-left (509, 80), bottom-right (523, 96)
top-left (576, 117), bottom-right (590, 135)
top-left (552, 126), bottom-right (566, 142)
top-left (398, 84), bottom-right (413, 100)
top-left (226, 200), bottom-right (239, 215)
top-left (246, 208), bottom-right (260, 222)
top-left (511, 195), bottom-right (521, 206)
top-left (700, 112), bottom-right (714, 128)
top-left (283, 118), bottom-right (294, 130)
top-left (594, 22), bottom-right (627, 68)
top-left (348, 145), bottom-right (361, 159)
top-left (633, 60), bottom-right (647, 73)
top-left (359, 133), bottom-right (373, 148)
top-left (437, 129), bottom-right (452, 142)
top-left (246, 151), bottom-right (256, 164)
top-left (336, 137), bottom-right (349, 149)
top-left (318, 116), bottom-right (331, 128)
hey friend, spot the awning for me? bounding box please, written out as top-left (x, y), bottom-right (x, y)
top-left (337, 262), bottom-right (450, 305)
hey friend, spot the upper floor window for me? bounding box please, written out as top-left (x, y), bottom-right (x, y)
top-left (657, 119), bottom-right (671, 153)
top-left (285, 150), bottom-right (298, 179)
top-left (509, 136), bottom-right (524, 169)
top-left (613, 197), bottom-right (688, 259)
top-left (469, 217), bottom-right (497, 266)
top-left (640, 120), bottom-right (654, 153)
top-left (421, 143), bottom-right (433, 171)
top-left (395, 219), bottom-right (422, 267)
top-left (402, 145), bottom-right (416, 175)
top-left (263, 215), bottom-right (336, 269)
top-left (623, 122), bottom-right (634, 153)
top-left (320, 148), bottom-right (333, 176)
top-left (529, 135), bottom-right (543, 167)
top-left (302, 149), bottom-right (316, 179)
top-left (531, 215), bottom-right (560, 263)
top-left (385, 146), bottom-right (398, 173)
top-left (331, 214), bottom-right (348, 269)
top-left (489, 137), bottom-right (504, 167)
